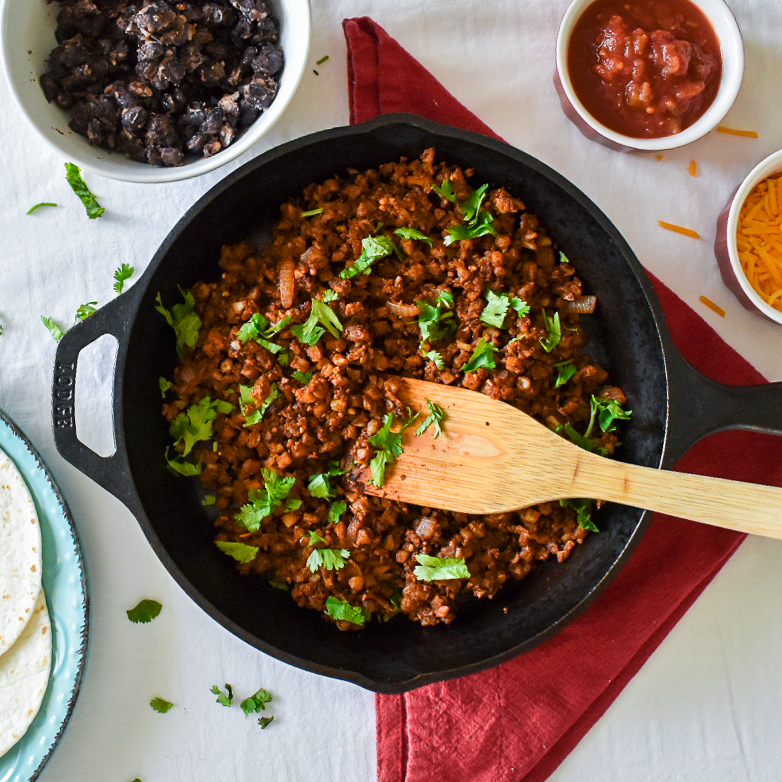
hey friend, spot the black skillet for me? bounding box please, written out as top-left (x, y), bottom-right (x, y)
top-left (52, 114), bottom-right (782, 693)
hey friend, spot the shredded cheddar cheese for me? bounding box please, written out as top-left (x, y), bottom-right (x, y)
top-left (737, 175), bottom-right (782, 311)
top-left (689, 160), bottom-right (698, 177)
top-left (717, 126), bottom-right (759, 138)
top-left (699, 296), bottom-right (725, 317)
top-left (659, 221), bottom-right (700, 239)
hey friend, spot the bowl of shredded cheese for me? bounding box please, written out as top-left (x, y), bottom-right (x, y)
top-left (716, 150), bottom-right (782, 324)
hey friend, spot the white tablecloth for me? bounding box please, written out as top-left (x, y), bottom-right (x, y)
top-left (2, 1), bottom-right (782, 780)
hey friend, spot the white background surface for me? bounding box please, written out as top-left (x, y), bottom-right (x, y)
top-left (1, 1), bottom-right (782, 780)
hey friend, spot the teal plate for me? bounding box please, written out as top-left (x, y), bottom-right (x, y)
top-left (0, 407), bottom-right (89, 781)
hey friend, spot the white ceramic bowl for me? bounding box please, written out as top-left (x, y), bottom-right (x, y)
top-left (715, 150), bottom-right (782, 325)
top-left (0, 0), bottom-right (311, 183)
top-left (555, 0), bottom-right (744, 151)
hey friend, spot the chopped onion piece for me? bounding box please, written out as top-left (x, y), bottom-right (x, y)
top-left (386, 301), bottom-right (420, 318)
top-left (562, 295), bottom-right (597, 315)
top-left (279, 259), bottom-right (295, 309)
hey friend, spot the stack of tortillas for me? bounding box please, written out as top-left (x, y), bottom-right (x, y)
top-left (0, 446), bottom-right (51, 758)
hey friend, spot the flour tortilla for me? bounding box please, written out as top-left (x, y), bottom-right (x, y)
top-left (0, 590), bottom-right (51, 757)
top-left (0, 447), bottom-right (43, 658)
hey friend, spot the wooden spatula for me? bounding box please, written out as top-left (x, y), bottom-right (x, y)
top-left (358, 378), bottom-right (782, 540)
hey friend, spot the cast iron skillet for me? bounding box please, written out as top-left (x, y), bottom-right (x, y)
top-left (52, 114), bottom-right (782, 693)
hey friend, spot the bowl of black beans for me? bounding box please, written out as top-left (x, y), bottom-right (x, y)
top-left (0, 0), bottom-right (310, 183)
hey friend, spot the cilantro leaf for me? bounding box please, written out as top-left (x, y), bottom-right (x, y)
top-left (241, 688), bottom-right (272, 716)
top-left (559, 250), bottom-right (571, 263)
top-left (324, 596), bottom-right (369, 626)
top-left (159, 376), bottom-right (173, 397)
top-left (258, 716), bottom-right (274, 728)
top-left (165, 448), bottom-right (203, 476)
top-left (150, 697), bottom-right (173, 713)
top-left (41, 316), bottom-right (64, 341)
top-left (211, 684), bottom-right (233, 707)
top-left (444, 210), bottom-right (498, 246)
top-left (458, 183), bottom-right (489, 223)
top-left (510, 297), bottom-right (530, 317)
top-left (216, 540), bottom-right (259, 563)
top-left (301, 207), bottom-right (323, 217)
top-left (591, 395), bottom-right (632, 433)
top-left (305, 529), bottom-right (326, 547)
top-left (201, 494), bottom-right (216, 506)
top-left (432, 179), bottom-right (456, 202)
top-left (554, 362), bottom-right (576, 388)
top-left (340, 235), bottom-right (396, 279)
top-left (554, 422), bottom-right (607, 455)
top-left (368, 410), bottom-right (419, 487)
top-left (155, 290), bottom-right (201, 356)
top-left (241, 383), bottom-right (279, 426)
top-left (291, 298), bottom-right (343, 345)
top-left (422, 349), bottom-right (445, 369)
top-left (26, 202), bottom-right (57, 215)
top-left (114, 263), bottom-right (135, 294)
top-left (292, 370), bottom-right (313, 384)
top-left (74, 302), bottom-right (98, 323)
top-left (539, 309), bottom-right (561, 353)
top-left (306, 547), bottom-right (350, 572)
top-left (462, 337), bottom-right (498, 373)
top-left (416, 292), bottom-right (456, 344)
top-left (237, 313), bottom-right (291, 348)
top-left (394, 227), bottom-right (433, 247)
top-left (328, 500), bottom-right (347, 525)
top-left (235, 468), bottom-right (296, 531)
top-left (0, 323), bottom-right (4, 337)
top-left (65, 162), bottom-right (104, 219)
top-left (414, 399), bottom-right (445, 438)
top-left (413, 553), bottom-right (470, 581)
top-left (307, 462), bottom-right (346, 499)
top-left (126, 599), bottom-right (162, 624)
top-left (480, 289), bottom-right (510, 328)
top-left (170, 396), bottom-right (233, 456)
top-left (560, 498), bottom-right (599, 532)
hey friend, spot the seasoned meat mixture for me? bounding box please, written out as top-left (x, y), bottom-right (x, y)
top-left (161, 149), bottom-right (629, 629)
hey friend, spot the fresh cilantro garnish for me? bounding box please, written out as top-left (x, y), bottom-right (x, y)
top-left (431, 179), bottom-right (456, 202)
top-left (462, 337), bottom-right (498, 372)
top-left (394, 227), bottom-right (433, 247)
top-left (590, 395), bottom-right (632, 433)
top-left (211, 684), bottom-right (233, 707)
top-left (235, 468), bottom-right (296, 531)
top-left (510, 297), bottom-right (530, 317)
top-left (322, 289), bottom-right (339, 303)
top-left (305, 529), bottom-right (326, 546)
top-left (241, 688), bottom-right (272, 716)
top-left (75, 302), bottom-right (97, 322)
top-left (237, 313), bottom-right (291, 347)
top-left (26, 202), bottom-right (57, 215)
top-left (292, 370), bottom-right (313, 384)
top-left (216, 540), bottom-right (259, 563)
top-left (277, 350), bottom-right (290, 366)
top-left (559, 250), bottom-right (571, 263)
top-left (416, 290), bottom-right (456, 344)
top-left (444, 210), bottom-right (498, 246)
top-left (422, 349), bottom-right (445, 369)
top-left (560, 498), bottom-right (598, 532)
top-left (159, 376), bottom-right (173, 397)
top-left (301, 207), bottom-right (324, 217)
top-left (306, 547), bottom-right (350, 572)
top-left (340, 235), bottom-right (396, 279)
top-left (65, 162), bottom-right (104, 218)
top-left (240, 383), bottom-right (279, 426)
top-left (269, 580), bottom-right (289, 591)
top-left (126, 599), bottom-right (162, 624)
top-left (413, 553), bottom-right (470, 581)
top-left (307, 462), bottom-right (346, 499)
top-left (480, 289), bottom-right (510, 328)
top-left (539, 309), bottom-right (561, 353)
top-left (554, 362), bottom-right (576, 388)
top-left (458, 183), bottom-right (489, 223)
top-left (290, 298), bottom-right (343, 345)
top-left (0, 323), bottom-right (4, 337)
top-left (165, 448), bottom-right (203, 476)
top-left (170, 396), bottom-right (233, 456)
top-left (150, 697), bottom-right (173, 713)
top-left (414, 399), bottom-right (445, 438)
top-left (367, 410), bottom-right (419, 487)
top-left (41, 316), bottom-right (64, 341)
top-left (201, 494), bottom-right (216, 506)
top-left (556, 422), bottom-right (604, 454)
top-left (114, 263), bottom-right (135, 294)
top-left (285, 498), bottom-right (303, 511)
top-left (324, 596), bottom-right (369, 626)
top-left (155, 290), bottom-right (202, 356)
top-left (328, 500), bottom-right (347, 525)
top-left (258, 716), bottom-right (274, 729)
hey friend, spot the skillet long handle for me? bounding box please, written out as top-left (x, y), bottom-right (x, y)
top-left (570, 455), bottom-right (782, 539)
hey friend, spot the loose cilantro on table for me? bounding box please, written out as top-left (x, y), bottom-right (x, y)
top-left (258, 716), bottom-right (274, 729)
top-left (26, 202), bottom-right (57, 215)
top-left (560, 498), bottom-right (598, 532)
top-left (216, 540), bottom-right (259, 563)
top-left (327, 500), bottom-right (347, 525)
top-left (150, 697), bottom-right (173, 713)
top-left (340, 235), bottom-right (396, 279)
top-left (155, 290), bottom-right (201, 356)
top-left (554, 361), bottom-right (576, 388)
top-left (394, 227), bottom-right (433, 247)
top-left (211, 684), bottom-right (233, 707)
top-left (126, 599), bottom-right (162, 624)
top-left (413, 554), bottom-right (470, 581)
top-left (292, 370), bottom-right (313, 384)
top-left (480, 289), bottom-right (510, 328)
top-left (290, 297), bottom-right (343, 345)
top-left (170, 396), bottom-right (233, 456)
top-left (539, 309), bottom-right (561, 353)
top-left (462, 336), bottom-right (498, 373)
top-left (114, 263), bottom-right (135, 294)
top-left (74, 302), bottom-right (97, 322)
top-left (241, 688), bottom-right (272, 716)
top-left (325, 596), bottom-right (369, 626)
top-left (414, 399), bottom-right (445, 438)
top-left (367, 410), bottom-right (419, 487)
top-left (235, 468), bottom-right (296, 531)
top-left (41, 316), bottom-right (64, 342)
top-left (65, 162), bottom-right (104, 219)
top-left (240, 383), bottom-right (279, 426)
top-left (306, 547), bottom-right (350, 573)
top-left (0, 323), bottom-right (4, 337)
top-left (316, 54), bottom-right (330, 65)
top-left (307, 462), bottom-right (346, 499)
top-left (416, 290), bottom-right (455, 345)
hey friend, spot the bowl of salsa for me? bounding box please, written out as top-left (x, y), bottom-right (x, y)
top-left (555, 0), bottom-right (744, 151)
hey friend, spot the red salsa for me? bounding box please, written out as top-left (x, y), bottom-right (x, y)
top-left (568, 0), bottom-right (722, 138)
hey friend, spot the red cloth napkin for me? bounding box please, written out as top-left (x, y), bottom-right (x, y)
top-left (344, 17), bottom-right (782, 782)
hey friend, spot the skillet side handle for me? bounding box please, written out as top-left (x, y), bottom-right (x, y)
top-left (665, 350), bottom-right (782, 465)
top-left (52, 287), bottom-right (141, 512)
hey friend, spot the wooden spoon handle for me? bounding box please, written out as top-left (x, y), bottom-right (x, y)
top-left (570, 456), bottom-right (782, 539)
